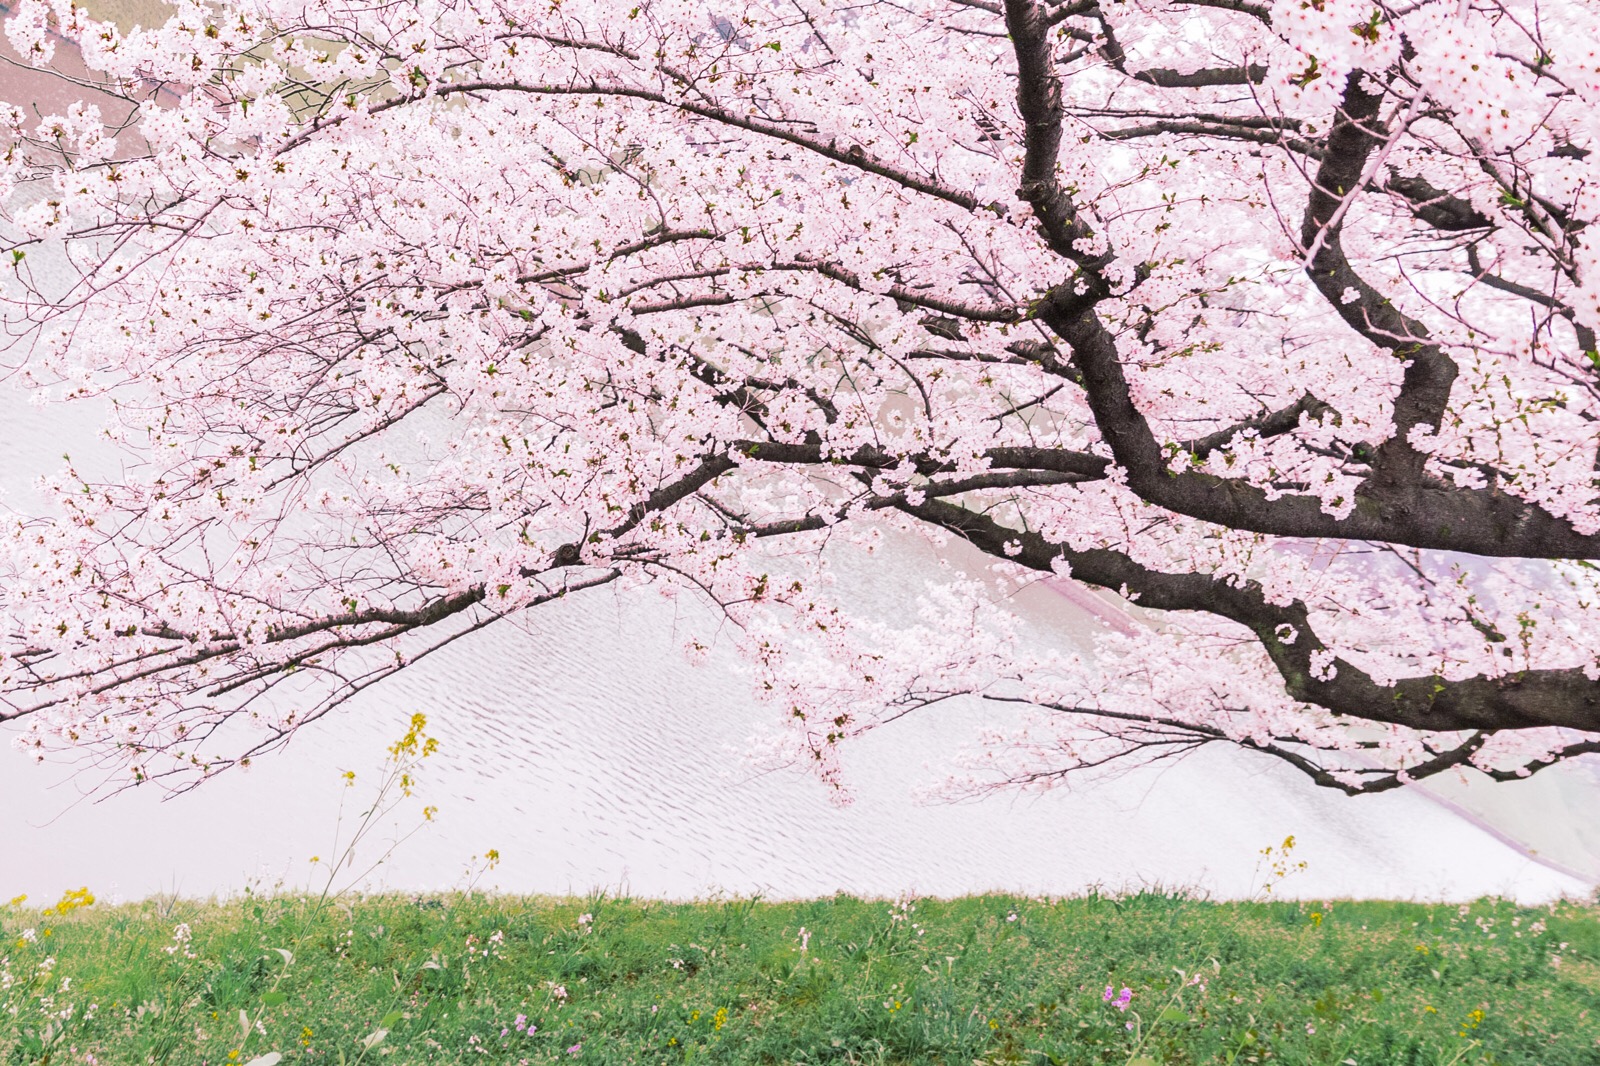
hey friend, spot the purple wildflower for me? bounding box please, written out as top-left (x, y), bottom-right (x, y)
top-left (567, 1043), bottom-right (582, 1056)
top-left (1102, 985), bottom-right (1114, 1002)
top-left (1115, 987), bottom-right (1133, 1011)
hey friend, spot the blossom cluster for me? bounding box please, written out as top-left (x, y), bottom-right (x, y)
top-left (0, 0), bottom-right (1596, 795)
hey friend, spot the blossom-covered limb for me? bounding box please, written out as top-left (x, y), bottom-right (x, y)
top-left (900, 494), bottom-right (1600, 736)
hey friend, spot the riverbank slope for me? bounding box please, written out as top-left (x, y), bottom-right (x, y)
top-left (3, 891), bottom-right (1596, 1065)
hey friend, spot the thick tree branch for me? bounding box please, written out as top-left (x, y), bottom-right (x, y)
top-left (1104, 119), bottom-right (1322, 157)
top-left (1130, 63), bottom-right (1267, 88)
top-left (901, 495), bottom-right (1600, 735)
top-left (1015, 60), bottom-right (1600, 559)
top-left (1385, 172), bottom-right (1494, 232)
top-left (1005, 0), bottom-right (1114, 273)
top-left (1300, 74), bottom-right (1456, 485)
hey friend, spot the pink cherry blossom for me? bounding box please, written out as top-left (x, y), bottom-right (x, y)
top-left (0, 0), bottom-right (1595, 800)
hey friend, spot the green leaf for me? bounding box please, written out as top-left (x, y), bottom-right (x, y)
top-left (1129, 1058), bottom-right (1162, 1066)
top-left (261, 991), bottom-right (288, 1007)
top-left (1158, 1008), bottom-right (1190, 1023)
top-left (380, 1011), bottom-right (403, 1029)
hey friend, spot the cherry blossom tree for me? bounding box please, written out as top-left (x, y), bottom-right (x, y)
top-left (2, 0), bottom-right (1600, 796)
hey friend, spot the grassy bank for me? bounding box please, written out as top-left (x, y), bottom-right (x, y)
top-left (2, 890), bottom-right (1597, 1066)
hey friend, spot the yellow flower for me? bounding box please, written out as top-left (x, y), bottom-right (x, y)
top-left (55, 886), bottom-right (95, 913)
top-left (1310, 912), bottom-right (1323, 927)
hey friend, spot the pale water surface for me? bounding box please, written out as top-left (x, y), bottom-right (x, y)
top-left (2, 568), bottom-right (1594, 904)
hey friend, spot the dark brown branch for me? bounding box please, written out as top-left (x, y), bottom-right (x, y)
top-left (1168, 0), bottom-right (1271, 22)
top-left (1130, 63), bottom-right (1267, 88)
top-left (1051, 288), bottom-right (1600, 557)
top-left (1385, 172), bottom-right (1493, 232)
top-left (610, 260), bottom-right (1019, 323)
top-left (1464, 244), bottom-right (1598, 356)
top-left (1180, 393), bottom-right (1336, 461)
top-left (901, 495), bottom-right (1600, 736)
top-left (1046, 0), bottom-right (1104, 23)
top-left (989, 698), bottom-right (1510, 796)
top-left (791, 260), bottom-right (1020, 322)
top-left (738, 439), bottom-right (1111, 481)
top-left (1301, 73), bottom-right (1455, 485)
top-left (1103, 119), bottom-right (1322, 158)
top-left (1005, 0), bottom-right (1112, 272)
top-left (947, 11), bottom-right (1600, 561)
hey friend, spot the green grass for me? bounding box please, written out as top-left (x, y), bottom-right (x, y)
top-left (2, 890), bottom-right (1597, 1065)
